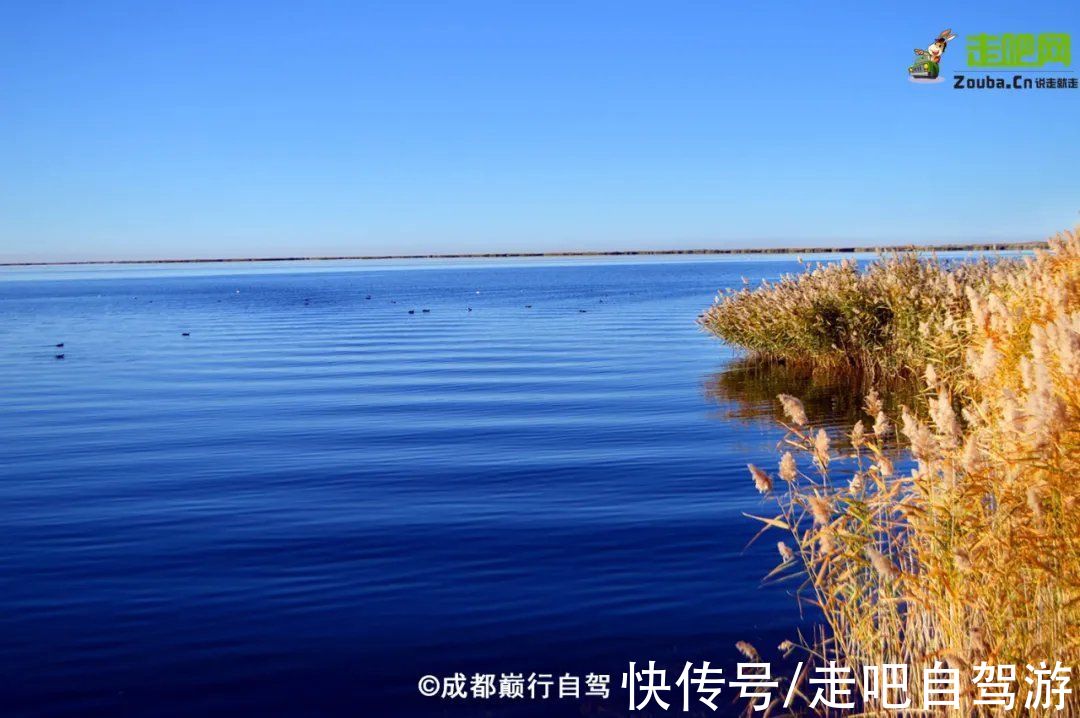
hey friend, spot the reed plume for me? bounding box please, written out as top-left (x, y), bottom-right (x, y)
top-left (714, 229), bottom-right (1080, 716)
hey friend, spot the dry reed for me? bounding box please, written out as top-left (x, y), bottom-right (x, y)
top-left (704, 229), bottom-right (1080, 715)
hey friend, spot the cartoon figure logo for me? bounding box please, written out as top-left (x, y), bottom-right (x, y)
top-left (908, 28), bottom-right (957, 80)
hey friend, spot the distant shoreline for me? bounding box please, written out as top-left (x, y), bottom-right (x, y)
top-left (0, 241), bottom-right (1045, 268)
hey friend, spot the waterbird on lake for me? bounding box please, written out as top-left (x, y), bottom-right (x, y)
top-left (525, 305), bottom-right (532, 308)
top-left (181, 332), bottom-right (190, 336)
top-left (579, 309), bottom-right (588, 313)
top-left (422, 309), bottom-right (430, 313)
top-left (55, 354), bottom-right (64, 359)
top-left (408, 310), bottom-right (415, 314)
top-left (365, 295), bottom-right (372, 300)
top-left (55, 343), bottom-right (64, 348)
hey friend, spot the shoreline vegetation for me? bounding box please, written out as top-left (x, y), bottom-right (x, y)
top-left (701, 229), bottom-right (1079, 714)
top-left (0, 240), bottom-right (1046, 268)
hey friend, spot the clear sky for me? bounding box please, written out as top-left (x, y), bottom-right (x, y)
top-left (2, 1), bottom-right (1078, 262)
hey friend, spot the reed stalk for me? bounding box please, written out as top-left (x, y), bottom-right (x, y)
top-left (703, 230), bottom-right (1080, 715)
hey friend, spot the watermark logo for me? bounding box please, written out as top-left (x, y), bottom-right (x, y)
top-left (956, 33), bottom-right (1075, 90)
top-left (967, 33), bottom-right (1071, 67)
top-left (417, 660), bottom-right (1076, 712)
top-left (907, 28), bottom-right (957, 82)
top-left (909, 28), bottom-right (1077, 90)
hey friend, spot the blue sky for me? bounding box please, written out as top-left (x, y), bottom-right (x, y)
top-left (1, 1), bottom-right (1078, 262)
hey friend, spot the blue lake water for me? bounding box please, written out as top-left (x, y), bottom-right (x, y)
top-left (0, 256), bottom-right (874, 717)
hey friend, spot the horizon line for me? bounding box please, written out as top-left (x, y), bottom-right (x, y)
top-left (0, 240), bottom-right (1046, 268)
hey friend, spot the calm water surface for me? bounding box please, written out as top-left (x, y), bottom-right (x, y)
top-left (1, 257), bottom-right (864, 717)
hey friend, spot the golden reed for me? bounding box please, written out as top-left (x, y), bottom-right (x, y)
top-left (702, 230), bottom-right (1079, 715)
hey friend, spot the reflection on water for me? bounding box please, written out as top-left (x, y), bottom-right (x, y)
top-left (704, 358), bottom-right (918, 437)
